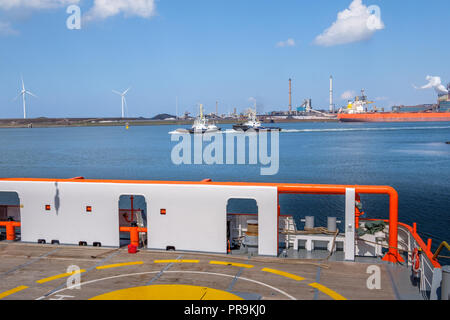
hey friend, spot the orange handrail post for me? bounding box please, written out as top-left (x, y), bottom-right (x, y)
top-left (427, 238), bottom-right (432, 252)
top-left (119, 226), bottom-right (148, 247)
top-left (0, 221), bottom-right (21, 241)
top-left (355, 193), bottom-right (364, 230)
top-left (382, 187), bottom-right (403, 263)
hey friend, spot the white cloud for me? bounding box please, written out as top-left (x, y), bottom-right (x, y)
top-left (0, 0), bottom-right (79, 10)
top-left (314, 0), bottom-right (384, 47)
top-left (0, 20), bottom-right (18, 35)
top-left (341, 90), bottom-right (355, 100)
top-left (276, 38), bottom-right (295, 48)
top-left (85, 0), bottom-right (156, 21)
top-left (414, 75), bottom-right (448, 95)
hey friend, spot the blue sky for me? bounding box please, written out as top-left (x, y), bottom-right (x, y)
top-left (0, 0), bottom-right (449, 118)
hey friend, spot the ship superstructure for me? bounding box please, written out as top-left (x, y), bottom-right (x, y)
top-left (0, 178), bottom-right (447, 300)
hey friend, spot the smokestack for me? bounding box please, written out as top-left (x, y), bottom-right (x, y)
top-left (329, 75), bottom-right (333, 113)
top-left (289, 78), bottom-right (292, 114)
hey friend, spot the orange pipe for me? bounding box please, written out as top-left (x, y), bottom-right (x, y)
top-left (0, 221), bottom-right (21, 241)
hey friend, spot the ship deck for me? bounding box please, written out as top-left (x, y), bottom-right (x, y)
top-left (0, 242), bottom-right (420, 301)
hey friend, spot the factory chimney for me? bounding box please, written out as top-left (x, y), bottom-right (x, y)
top-left (289, 78), bottom-right (292, 114)
top-left (329, 75), bottom-right (334, 113)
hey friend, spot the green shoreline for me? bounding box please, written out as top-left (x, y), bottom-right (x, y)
top-left (0, 117), bottom-right (338, 128)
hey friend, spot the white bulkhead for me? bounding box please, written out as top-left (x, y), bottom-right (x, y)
top-left (0, 180), bottom-right (279, 256)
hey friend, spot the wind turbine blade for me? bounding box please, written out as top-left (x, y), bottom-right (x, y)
top-left (112, 90), bottom-right (122, 95)
top-left (123, 87), bottom-right (131, 96)
top-left (26, 91), bottom-right (38, 98)
top-left (21, 76), bottom-right (25, 91)
top-left (12, 92), bottom-right (22, 102)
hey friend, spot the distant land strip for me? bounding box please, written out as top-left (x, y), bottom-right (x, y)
top-left (0, 116), bottom-right (337, 128)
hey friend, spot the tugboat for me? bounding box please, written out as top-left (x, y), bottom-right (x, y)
top-left (175, 104), bottom-right (221, 134)
top-left (233, 109), bottom-right (280, 132)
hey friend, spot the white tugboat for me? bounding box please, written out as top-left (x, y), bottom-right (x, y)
top-left (233, 109), bottom-right (280, 132)
top-left (175, 104), bottom-right (221, 134)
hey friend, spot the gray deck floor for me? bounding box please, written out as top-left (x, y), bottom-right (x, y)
top-left (0, 242), bottom-right (412, 300)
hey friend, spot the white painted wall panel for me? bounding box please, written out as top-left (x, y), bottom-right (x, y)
top-left (345, 188), bottom-right (355, 261)
top-left (0, 181), bottom-right (279, 256)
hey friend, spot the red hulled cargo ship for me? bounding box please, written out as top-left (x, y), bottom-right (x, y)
top-left (338, 87), bottom-right (450, 122)
top-left (338, 112), bottom-right (450, 122)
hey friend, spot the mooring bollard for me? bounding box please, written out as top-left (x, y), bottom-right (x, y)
top-left (0, 221), bottom-right (21, 241)
top-left (120, 226), bottom-right (148, 248)
top-left (301, 216), bottom-right (314, 230)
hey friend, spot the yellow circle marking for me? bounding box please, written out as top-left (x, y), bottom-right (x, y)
top-left (0, 286), bottom-right (29, 300)
top-left (36, 269), bottom-right (86, 284)
top-left (90, 284), bottom-right (243, 300)
top-left (96, 261), bottom-right (143, 270)
top-left (261, 268), bottom-right (305, 281)
top-left (209, 261), bottom-right (254, 268)
top-left (154, 260), bottom-right (199, 264)
top-left (308, 282), bottom-right (347, 300)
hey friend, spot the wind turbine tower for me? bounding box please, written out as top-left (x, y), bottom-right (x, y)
top-left (14, 77), bottom-right (37, 119)
top-left (289, 78), bottom-right (292, 114)
top-left (329, 75), bottom-right (334, 113)
top-left (112, 88), bottom-right (131, 118)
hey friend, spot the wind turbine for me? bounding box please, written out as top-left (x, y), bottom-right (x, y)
top-left (112, 87), bottom-right (131, 118)
top-left (14, 77), bottom-right (37, 119)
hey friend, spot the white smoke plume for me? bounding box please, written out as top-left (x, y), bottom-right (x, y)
top-left (341, 90), bottom-right (355, 100)
top-left (414, 76), bottom-right (448, 95)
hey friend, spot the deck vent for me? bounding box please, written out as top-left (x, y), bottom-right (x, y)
top-left (160, 209), bottom-right (166, 215)
top-left (86, 206), bottom-right (92, 213)
top-left (45, 205), bottom-right (51, 211)
top-left (166, 246), bottom-right (175, 251)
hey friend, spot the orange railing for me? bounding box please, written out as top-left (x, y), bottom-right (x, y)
top-left (361, 218), bottom-right (441, 269)
top-left (277, 184), bottom-right (403, 263)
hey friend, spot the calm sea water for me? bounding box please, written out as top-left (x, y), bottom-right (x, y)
top-left (0, 122), bottom-right (449, 259)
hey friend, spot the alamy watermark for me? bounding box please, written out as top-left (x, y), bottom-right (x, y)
top-left (171, 130), bottom-right (280, 176)
top-left (366, 5), bottom-right (382, 31)
top-left (66, 5), bottom-right (81, 30)
top-left (66, 264), bottom-right (82, 290)
top-left (366, 265), bottom-right (381, 290)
